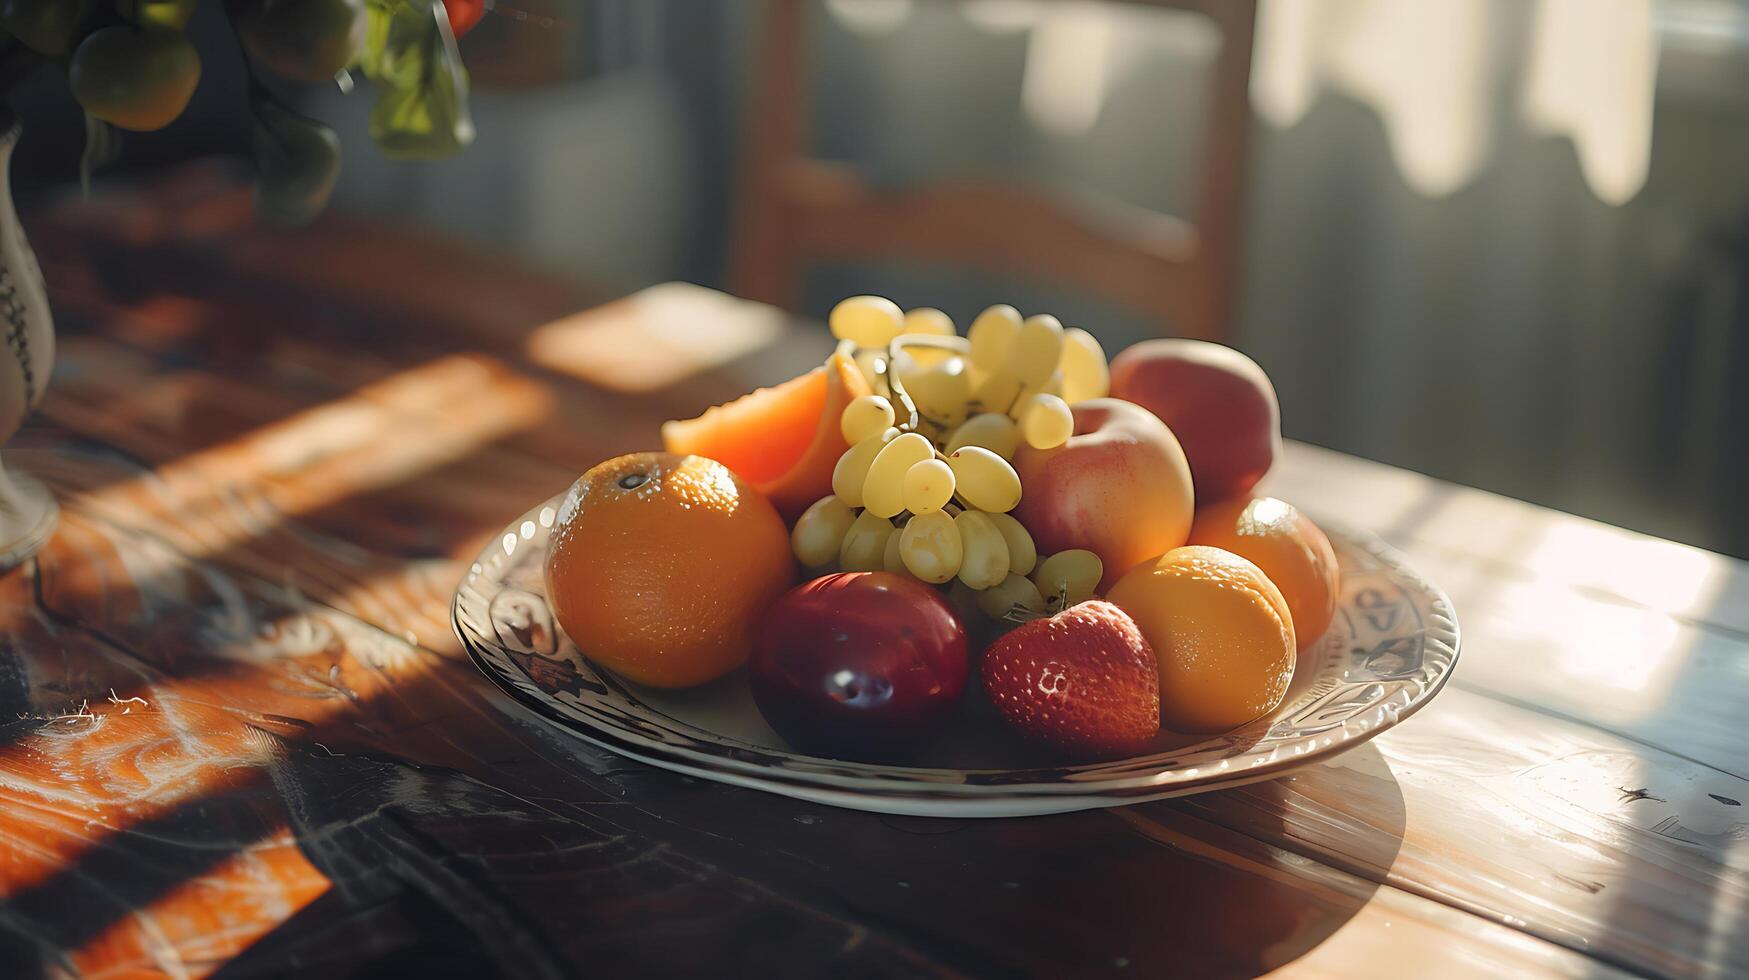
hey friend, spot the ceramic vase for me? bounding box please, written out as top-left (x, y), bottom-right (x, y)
top-left (0, 119), bottom-right (58, 572)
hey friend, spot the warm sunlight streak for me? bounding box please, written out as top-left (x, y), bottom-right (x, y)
top-left (1512, 585), bottom-right (1684, 697)
top-left (1522, 0), bottom-right (1657, 205)
top-left (0, 663), bottom-right (356, 895)
top-left (66, 355), bottom-right (551, 576)
top-left (527, 282), bottom-right (788, 393)
top-left (1021, 4), bottom-right (1115, 137)
top-left (1324, 0), bottom-right (1493, 198)
top-left (1251, 0), bottom-right (1317, 127)
top-left (74, 840), bottom-right (329, 975)
top-left (1525, 522), bottom-right (1724, 616)
top-left (1254, 0), bottom-right (1498, 195)
top-left (0, 512), bottom-right (441, 907)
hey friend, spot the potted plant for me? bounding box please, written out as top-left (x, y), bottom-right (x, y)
top-left (0, 0), bottom-right (480, 570)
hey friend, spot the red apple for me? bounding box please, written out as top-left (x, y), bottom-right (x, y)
top-left (1012, 398), bottom-right (1195, 591)
top-left (749, 572), bottom-right (968, 761)
top-left (1108, 339), bottom-right (1280, 503)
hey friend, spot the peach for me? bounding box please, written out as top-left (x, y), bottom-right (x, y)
top-left (1188, 496), bottom-right (1341, 651)
top-left (1012, 398), bottom-right (1195, 591)
top-left (1108, 339), bottom-right (1280, 503)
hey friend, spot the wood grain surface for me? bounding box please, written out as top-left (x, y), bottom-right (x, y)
top-left (0, 180), bottom-right (1742, 978)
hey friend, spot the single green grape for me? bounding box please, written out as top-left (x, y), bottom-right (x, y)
top-left (1034, 549), bottom-right (1103, 608)
top-left (946, 446), bottom-right (1022, 513)
top-left (882, 525), bottom-right (908, 574)
top-left (829, 295), bottom-right (904, 348)
top-left (976, 573), bottom-right (1046, 621)
top-left (967, 304), bottom-right (1021, 372)
top-left (945, 412), bottom-right (1020, 459)
top-left (986, 512), bottom-right (1037, 576)
top-left (1059, 327), bottom-right (1110, 403)
top-left (1018, 393), bottom-right (1074, 450)
top-left (901, 458), bottom-right (956, 515)
top-left (831, 427), bottom-right (898, 507)
top-left (954, 510), bottom-right (1011, 590)
top-left (902, 307), bottom-right (956, 337)
top-left (862, 432), bottom-right (935, 518)
top-left (840, 511), bottom-right (896, 572)
top-left (902, 357), bottom-right (972, 427)
top-left (840, 394), bottom-right (896, 444)
top-left (1007, 313), bottom-right (1064, 386)
top-left (792, 495), bottom-right (855, 567)
top-left (899, 510), bottom-right (962, 584)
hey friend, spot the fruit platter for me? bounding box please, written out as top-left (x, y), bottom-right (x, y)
top-left (453, 298), bottom-right (1459, 816)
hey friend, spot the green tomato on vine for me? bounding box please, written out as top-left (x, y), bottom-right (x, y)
top-left (227, 0), bottom-right (368, 84)
top-left (12, 0), bottom-right (479, 225)
top-left (0, 0), bottom-right (91, 55)
top-left (69, 25), bottom-right (202, 132)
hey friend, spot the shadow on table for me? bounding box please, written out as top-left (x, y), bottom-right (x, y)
top-left (0, 601), bottom-right (1408, 980)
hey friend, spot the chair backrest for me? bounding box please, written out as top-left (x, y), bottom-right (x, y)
top-left (729, 0), bottom-right (1256, 342)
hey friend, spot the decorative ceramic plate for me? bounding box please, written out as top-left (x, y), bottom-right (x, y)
top-left (454, 495), bottom-right (1460, 817)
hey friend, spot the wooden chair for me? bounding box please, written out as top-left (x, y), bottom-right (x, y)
top-left (730, 0), bottom-right (1256, 342)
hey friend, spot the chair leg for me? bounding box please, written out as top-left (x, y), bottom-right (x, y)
top-left (1189, 0), bottom-right (1257, 345)
top-left (730, 0), bottom-right (809, 310)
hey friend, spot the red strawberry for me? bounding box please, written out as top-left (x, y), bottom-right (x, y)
top-left (980, 600), bottom-right (1160, 760)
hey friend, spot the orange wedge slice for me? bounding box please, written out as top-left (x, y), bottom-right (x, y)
top-left (661, 352), bottom-right (872, 521)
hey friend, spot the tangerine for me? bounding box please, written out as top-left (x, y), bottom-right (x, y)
top-left (544, 452), bottom-right (794, 688)
top-left (1188, 496), bottom-right (1340, 651)
top-left (661, 352), bottom-right (871, 521)
top-left (1107, 545), bottom-right (1295, 733)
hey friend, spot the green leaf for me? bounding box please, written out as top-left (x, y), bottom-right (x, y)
top-left (358, 0), bottom-right (398, 80)
top-left (363, 0), bottom-right (473, 159)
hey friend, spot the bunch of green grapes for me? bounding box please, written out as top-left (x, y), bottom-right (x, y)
top-left (790, 295), bottom-right (1113, 623)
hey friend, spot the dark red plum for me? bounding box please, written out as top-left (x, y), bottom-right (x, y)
top-left (749, 572), bottom-right (968, 762)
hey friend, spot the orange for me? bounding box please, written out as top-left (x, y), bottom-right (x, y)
top-left (1107, 546), bottom-right (1295, 733)
top-left (544, 452), bottom-right (795, 688)
top-left (1189, 496), bottom-right (1340, 651)
top-left (661, 352), bottom-right (871, 521)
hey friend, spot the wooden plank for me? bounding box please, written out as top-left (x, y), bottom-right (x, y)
top-left (1383, 546), bottom-right (1746, 778)
top-left (1171, 686), bottom-right (1749, 978)
top-left (18, 223), bottom-right (1745, 975)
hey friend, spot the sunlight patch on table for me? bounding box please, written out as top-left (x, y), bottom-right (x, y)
top-left (526, 283), bottom-right (788, 393)
top-left (1523, 522), bottom-right (1724, 619)
top-left (65, 354), bottom-right (552, 574)
top-left (72, 838), bottom-right (329, 977)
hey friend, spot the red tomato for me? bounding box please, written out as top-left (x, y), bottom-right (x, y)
top-left (749, 572), bottom-right (968, 761)
top-left (441, 0), bottom-right (485, 38)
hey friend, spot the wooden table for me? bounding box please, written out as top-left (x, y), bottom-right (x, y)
top-left (2, 183), bottom-right (1745, 978)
